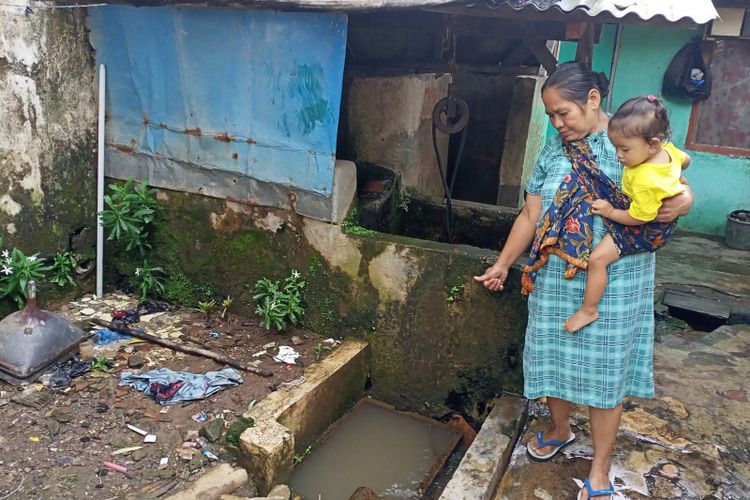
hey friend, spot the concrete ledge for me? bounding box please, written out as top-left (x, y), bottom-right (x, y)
top-left (240, 340), bottom-right (369, 494)
top-left (439, 395), bottom-right (528, 500)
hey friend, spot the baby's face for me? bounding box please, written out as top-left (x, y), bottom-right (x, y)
top-left (608, 132), bottom-right (652, 167)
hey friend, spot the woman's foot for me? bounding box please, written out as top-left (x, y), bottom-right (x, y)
top-left (564, 307), bottom-right (599, 333)
top-left (526, 427), bottom-right (574, 458)
top-left (577, 468), bottom-right (613, 499)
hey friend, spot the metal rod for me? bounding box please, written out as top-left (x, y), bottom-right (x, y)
top-left (96, 64), bottom-right (106, 298)
top-left (606, 24), bottom-right (624, 113)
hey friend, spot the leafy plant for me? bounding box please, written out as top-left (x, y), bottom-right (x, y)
top-left (253, 270), bottom-right (306, 331)
top-left (0, 245), bottom-right (51, 309)
top-left (198, 299), bottom-right (217, 325)
top-left (293, 444), bottom-right (314, 465)
top-left (133, 260), bottom-right (165, 302)
top-left (162, 270), bottom-right (216, 307)
top-left (221, 295), bottom-right (233, 320)
top-left (314, 341), bottom-right (332, 361)
top-left (341, 207), bottom-right (375, 236)
top-left (447, 284), bottom-right (465, 304)
top-left (49, 251), bottom-right (78, 288)
top-left (99, 179), bottom-right (163, 254)
top-left (91, 356), bottom-right (109, 372)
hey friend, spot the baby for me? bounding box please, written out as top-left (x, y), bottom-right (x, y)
top-left (564, 95), bottom-right (690, 333)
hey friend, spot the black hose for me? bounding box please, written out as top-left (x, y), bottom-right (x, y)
top-left (432, 96), bottom-right (470, 242)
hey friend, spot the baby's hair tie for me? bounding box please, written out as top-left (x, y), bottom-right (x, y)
top-left (647, 95), bottom-right (657, 103)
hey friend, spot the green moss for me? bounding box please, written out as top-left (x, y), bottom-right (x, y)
top-left (225, 417), bottom-right (254, 447)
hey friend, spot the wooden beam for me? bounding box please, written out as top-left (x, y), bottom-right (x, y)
top-left (575, 23), bottom-right (596, 69)
top-left (523, 39), bottom-right (558, 74)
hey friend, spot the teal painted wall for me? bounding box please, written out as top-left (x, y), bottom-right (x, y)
top-left (610, 25), bottom-right (750, 236)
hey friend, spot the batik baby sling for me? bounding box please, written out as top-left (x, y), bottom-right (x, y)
top-left (521, 138), bottom-right (676, 296)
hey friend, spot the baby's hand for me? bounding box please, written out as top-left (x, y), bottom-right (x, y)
top-left (591, 199), bottom-right (613, 218)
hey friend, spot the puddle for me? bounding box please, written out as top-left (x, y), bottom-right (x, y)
top-left (290, 398), bottom-right (460, 499)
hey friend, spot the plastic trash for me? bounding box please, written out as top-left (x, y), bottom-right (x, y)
top-left (40, 355), bottom-right (91, 388)
top-left (192, 411), bottom-right (208, 423)
top-left (94, 328), bottom-right (132, 345)
top-left (273, 346), bottom-right (301, 365)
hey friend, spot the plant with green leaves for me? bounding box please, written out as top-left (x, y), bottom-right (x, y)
top-left (221, 295), bottom-right (233, 320)
top-left (198, 299), bottom-right (216, 325)
top-left (49, 251), bottom-right (78, 288)
top-left (99, 179), bottom-right (163, 254)
top-left (133, 260), bottom-right (165, 302)
top-left (0, 243), bottom-right (51, 309)
top-left (447, 284), bottom-right (464, 304)
top-left (253, 270), bottom-right (306, 331)
top-left (91, 356), bottom-right (109, 372)
top-left (314, 341), bottom-right (332, 361)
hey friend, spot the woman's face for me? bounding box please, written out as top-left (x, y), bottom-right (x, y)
top-left (542, 86), bottom-right (602, 142)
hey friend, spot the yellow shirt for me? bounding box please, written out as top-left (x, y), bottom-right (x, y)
top-left (622, 143), bottom-right (687, 222)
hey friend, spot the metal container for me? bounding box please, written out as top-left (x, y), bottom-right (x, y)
top-left (726, 210), bottom-right (750, 250)
top-left (0, 281), bottom-right (87, 384)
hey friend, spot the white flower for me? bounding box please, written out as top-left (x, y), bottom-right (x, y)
top-left (27, 255), bottom-right (37, 262)
top-left (1, 265), bottom-right (12, 276)
top-left (1, 249), bottom-right (9, 260)
top-left (135, 268), bottom-right (142, 276)
top-left (291, 270), bottom-right (301, 279)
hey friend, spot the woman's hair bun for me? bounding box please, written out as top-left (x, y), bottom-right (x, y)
top-left (595, 72), bottom-right (610, 98)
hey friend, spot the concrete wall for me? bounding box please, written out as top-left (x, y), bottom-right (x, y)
top-left (558, 24), bottom-right (750, 237)
top-left (0, 5), bottom-right (97, 298)
top-left (136, 189), bottom-right (526, 419)
top-left (609, 25), bottom-right (750, 237)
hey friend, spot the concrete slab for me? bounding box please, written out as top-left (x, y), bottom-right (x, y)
top-left (494, 324), bottom-right (750, 499)
top-left (440, 395), bottom-right (527, 500)
top-left (240, 340), bottom-right (369, 494)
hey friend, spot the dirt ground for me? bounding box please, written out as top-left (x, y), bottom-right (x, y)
top-left (0, 293), bottom-right (326, 499)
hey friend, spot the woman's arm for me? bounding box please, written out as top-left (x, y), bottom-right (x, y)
top-left (654, 178), bottom-right (694, 223)
top-left (474, 194), bottom-right (542, 291)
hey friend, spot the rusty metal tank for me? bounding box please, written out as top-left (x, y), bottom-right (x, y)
top-left (0, 281), bottom-right (87, 384)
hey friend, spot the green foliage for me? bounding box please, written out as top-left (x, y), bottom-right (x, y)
top-left (293, 444), bottom-right (314, 465)
top-left (314, 341), bottom-right (332, 361)
top-left (447, 284), bottom-right (465, 304)
top-left (49, 251), bottom-right (78, 288)
top-left (91, 356), bottom-right (109, 372)
top-left (162, 270), bottom-right (216, 307)
top-left (398, 187), bottom-right (412, 212)
top-left (221, 295), bottom-right (233, 320)
top-left (132, 260), bottom-right (165, 302)
top-left (253, 270), bottom-right (306, 331)
top-left (198, 299), bottom-right (216, 324)
top-left (225, 416), bottom-right (254, 447)
top-left (99, 179), bottom-right (163, 254)
top-left (0, 245), bottom-right (51, 309)
top-left (341, 207), bottom-right (376, 236)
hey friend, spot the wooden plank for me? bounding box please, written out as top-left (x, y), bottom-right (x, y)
top-left (663, 290), bottom-right (731, 321)
top-left (523, 39), bottom-right (558, 74)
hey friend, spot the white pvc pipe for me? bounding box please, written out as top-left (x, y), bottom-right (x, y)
top-left (96, 64), bottom-right (106, 297)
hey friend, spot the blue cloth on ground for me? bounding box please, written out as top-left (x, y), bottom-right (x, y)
top-left (119, 367), bottom-right (243, 404)
top-left (94, 328), bottom-right (132, 345)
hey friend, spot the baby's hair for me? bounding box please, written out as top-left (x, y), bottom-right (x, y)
top-left (609, 95), bottom-right (671, 142)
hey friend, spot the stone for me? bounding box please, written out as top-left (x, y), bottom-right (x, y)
top-left (290, 336), bottom-right (304, 346)
top-left (128, 353), bottom-right (145, 369)
top-left (267, 485), bottom-right (291, 499)
top-left (348, 486), bottom-right (379, 499)
top-left (164, 463), bottom-right (248, 500)
top-left (47, 420), bottom-right (60, 437)
top-left (79, 341), bottom-right (95, 360)
top-left (50, 409), bottom-right (73, 423)
top-left (132, 449), bottom-right (148, 462)
top-left (659, 463), bottom-right (681, 480)
top-left (80, 307), bottom-right (96, 316)
top-left (188, 453), bottom-right (208, 472)
top-left (200, 418), bottom-right (225, 442)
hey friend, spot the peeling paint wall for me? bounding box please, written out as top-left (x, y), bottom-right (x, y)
top-left (0, 2), bottom-right (97, 261)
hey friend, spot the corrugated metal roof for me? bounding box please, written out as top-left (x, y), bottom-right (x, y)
top-left (492, 0), bottom-right (719, 25)
top-left (233, 0), bottom-right (719, 24)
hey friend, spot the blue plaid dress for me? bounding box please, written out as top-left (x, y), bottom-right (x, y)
top-left (523, 130), bottom-right (656, 409)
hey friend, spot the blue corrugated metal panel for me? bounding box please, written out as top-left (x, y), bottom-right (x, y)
top-left (88, 7), bottom-right (347, 196)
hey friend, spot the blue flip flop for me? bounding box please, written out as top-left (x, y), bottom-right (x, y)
top-left (525, 430), bottom-right (576, 461)
top-left (575, 478), bottom-right (614, 499)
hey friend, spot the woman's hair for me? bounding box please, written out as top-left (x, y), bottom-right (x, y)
top-left (541, 61), bottom-right (610, 104)
top-left (608, 95), bottom-right (671, 142)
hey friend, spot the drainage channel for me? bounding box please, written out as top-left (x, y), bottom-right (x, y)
top-left (289, 398), bottom-right (461, 499)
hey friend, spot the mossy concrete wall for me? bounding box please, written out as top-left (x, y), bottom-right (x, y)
top-left (0, 7), bottom-right (98, 310)
top-left (138, 188), bottom-right (527, 419)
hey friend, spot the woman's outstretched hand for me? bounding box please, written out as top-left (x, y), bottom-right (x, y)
top-left (474, 264), bottom-right (509, 292)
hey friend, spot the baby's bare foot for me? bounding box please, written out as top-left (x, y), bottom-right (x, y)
top-left (564, 308), bottom-right (599, 333)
